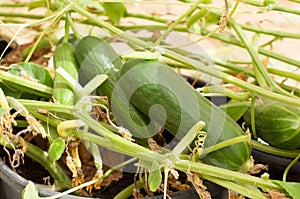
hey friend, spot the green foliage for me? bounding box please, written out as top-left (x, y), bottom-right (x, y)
top-left (48, 137), bottom-right (66, 163)
top-left (274, 181), bottom-right (300, 198)
top-left (22, 181), bottom-right (40, 199)
top-left (148, 161), bottom-right (162, 192)
top-left (102, 2), bottom-right (127, 25)
top-left (2, 62), bottom-right (53, 99)
top-left (9, 62), bottom-right (53, 87)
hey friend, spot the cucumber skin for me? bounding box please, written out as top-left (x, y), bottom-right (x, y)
top-left (75, 36), bottom-right (160, 138)
top-left (53, 42), bottom-right (78, 105)
top-left (244, 102), bottom-right (300, 149)
top-left (75, 36), bottom-right (121, 99)
top-left (118, 60), bottom-right (251, 170)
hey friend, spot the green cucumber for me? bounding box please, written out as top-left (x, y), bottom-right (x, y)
top-left (244, 101), bottom-right (300, 149)
top-left (76, 36), bottom-right (121, 98)
top-left (75, 36), bottom-right (160, 138)
top-left (53, 42), bottom-right (78, 105)
top-left (115, 60), bottom-right (250, 170)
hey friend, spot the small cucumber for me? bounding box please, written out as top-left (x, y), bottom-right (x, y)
top-left (116, 60), bottom-right (250, 170)
top-left (244, 102), bottom-right (300, 149)
top-left (75, 36), bottom-right (160, 138)
top-left (53, 42), bottom-right (78, 105)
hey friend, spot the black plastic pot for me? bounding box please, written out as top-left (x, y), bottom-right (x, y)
top-left (252, 150), bottom-right (300, 182)
top-left (0, 35), bottom-right (17, 57)
top-left (0, 158), bottom-right (87, 199)
top-left (0, 158), bottom-right (228, 199)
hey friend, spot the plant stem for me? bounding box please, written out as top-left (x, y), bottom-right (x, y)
top-left (201, 86), bottom-right (250, 101)
top-left (259, 48), bottom-right (300, 68)
top-left (241, 0), bottom-right (300, 15)
top-left (241, 24), bottom-right (300, 39)
top-left (126, 12), bottom-right (169, 23)
top-left (24, 142), bottom-right (72, 190)
top-left (75, 111), bottom-right (286, 195)
top-left (200, 135), bottom-right (250, 155)
top-left (282, 153), bottom-right (300, 182)
top-left (203, 175), bottom-right (265, 199)
top-left (113, 180), bottom-right (143, 199)
top-left (68, 0), bottom-right (300, 107)
top-left (0, 12), bottom-right (44, 19)
top-left (250, 95), bottom-right (257, 140)
top-left (63, 13), bottom-right (70, 43)
top-left (69, 2), bottom-right (153, 50)
top-left (0, 138), bottom-right (71, 190)
top-left (17, 99), bottom-right (73, 114)
top-left (214, 60), bottom-right (255, 76)
top-left (119, 24), bottom-right (300, 70)
top-left (267, 68), bottom-right (300, 82)
top-left (163, 49), bottom-right (300, 106)
top-left (154, 0), bottom-right (203, 45)
top-left (174, 159), bottom-right (284, 192)
top-left (230, 18), bottom-right (292, 97)
top-left (200, 28), bottom-right (300, 69)
top-left (74, 111), bottom-right (166, 162)
top-left (250, 140), bottom-right (300, 158)
top-left (66, 12), bottom-right (82, 40)
top-left (117, 24), bottom-right (186, 31)
top-left (0, 71), bottom-right (53, 97)
top-left (41, 157), bottom-right (137, 199)
top-left (0, 3), bottom-right (28, 7)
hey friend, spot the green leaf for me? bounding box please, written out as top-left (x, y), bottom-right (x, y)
top-left (274, 181), bottom-right (300, 198)
top-left (102, 2), bottom-right (127, 25)
top-left (22, 181), bottom-right (40, 199)
top-left (219, 102), bottom-right (250, 122)
top-left (9, 62), bottom-right (53, 87)
top-left (48, 137), bottom-right (66, 163)
top-left (4, 62), bottom-right (53, 99)
top-left (148, 161), bottom-right (162, 192)
top-left (1, 62), bottom-right (53, 99)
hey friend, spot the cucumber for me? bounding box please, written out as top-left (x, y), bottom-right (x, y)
top-left (53, 42), bottom-right (78, 105)
top-left (76, 36), bottom-right (121, 98)
top-left (244, 102), bottom-right (300, 149)
top-left (115, 60), bottom-right (250, 170)
top-left (75, 36), bottom-right (160, 138)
